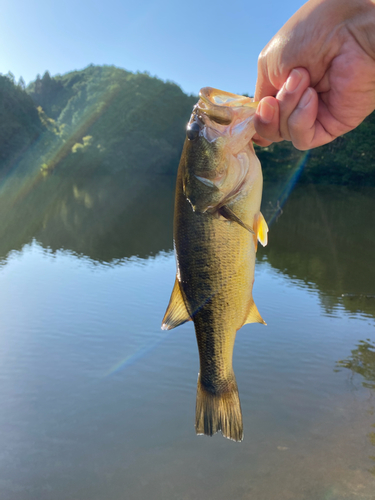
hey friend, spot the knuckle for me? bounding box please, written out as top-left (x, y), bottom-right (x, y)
top-left (257, 48), bottom-right (267, 66)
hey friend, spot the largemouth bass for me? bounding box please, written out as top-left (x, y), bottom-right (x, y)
top-left (162, 87), bottom-right (268, 442)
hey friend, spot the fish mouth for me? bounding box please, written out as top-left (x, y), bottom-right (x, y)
top-left (197, 87), bottom-right (258, 125)
top-left (189, 87), bottom-right (259, 147)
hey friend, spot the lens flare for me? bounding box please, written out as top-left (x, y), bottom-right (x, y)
top-left (266, 151), bottom-right (310, 227)
top-left (103, 329), bottom-right (173, 378)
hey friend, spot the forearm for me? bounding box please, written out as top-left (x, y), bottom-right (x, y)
top-left (256, 0), bottom-right (375, 94)
top-left (300, 0), bottom-right (375, 60)
top-left (345, 0), bottom-right (375, 61)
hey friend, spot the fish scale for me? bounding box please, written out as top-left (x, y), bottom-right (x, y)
top-left (175, 168), bottom-right (256, 388)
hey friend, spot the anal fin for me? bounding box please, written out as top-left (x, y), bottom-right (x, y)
top-left (244, 298), bottom-right (266, 325)
top-left (161, 278), bottom-right (191, 330)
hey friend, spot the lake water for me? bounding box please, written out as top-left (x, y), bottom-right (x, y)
top-left (0, 169), bottom-right (375, 499)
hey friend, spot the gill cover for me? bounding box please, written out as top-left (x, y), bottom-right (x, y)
top-left (183, 88), bottom-right (260, 214)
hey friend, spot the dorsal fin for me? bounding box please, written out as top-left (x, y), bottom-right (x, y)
top-left (161, 278), bottom-right (191, 330)
top-left (244, 298), bottom-right (266, 325)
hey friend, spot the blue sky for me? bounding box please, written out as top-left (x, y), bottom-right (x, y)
top-left (1, 0), bottom-right (304, 95)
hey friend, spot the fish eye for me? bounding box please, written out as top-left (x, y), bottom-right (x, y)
top-left (186, 121), bottom-right (200, 141)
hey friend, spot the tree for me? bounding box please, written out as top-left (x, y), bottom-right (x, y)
top-left (18, 76), bottom-right (26, 90)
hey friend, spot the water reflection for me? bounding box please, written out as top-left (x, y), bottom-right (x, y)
top-left (0, 170), bottom-right (175, 261)
top-left (1, 166), bottom-right (375, 498)
top-left (0, 165), bottom-right (374, 321)
top-left (336, 340), bottom-right (375, 390)
top-left (335, 340), bottom-right (375, 476)
top-left (261, 183), bottom-right (375, 319)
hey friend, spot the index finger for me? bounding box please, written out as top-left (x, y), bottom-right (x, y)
top-left (254, 66), bottom-right (278, 102)
top-left (254, 49), bottom-right (279, 101)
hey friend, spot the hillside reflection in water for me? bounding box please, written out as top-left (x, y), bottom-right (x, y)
top-left (0, 169), bottom-right (374, 499)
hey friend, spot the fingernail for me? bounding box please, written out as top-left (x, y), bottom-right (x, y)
top-left (298, 88), bottom-right (313, 108)
top-left (285, 69), bottom-right (302, 92)
top-left (258, 100), bottom-right (275, 124)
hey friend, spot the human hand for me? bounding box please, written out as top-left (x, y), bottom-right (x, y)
top-left (253, 0), bottom-right (375, 150)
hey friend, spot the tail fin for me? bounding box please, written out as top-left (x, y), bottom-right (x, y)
top-left (195, 377), bottom-right (243, 442)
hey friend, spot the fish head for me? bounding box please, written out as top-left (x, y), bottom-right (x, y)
top-left (182, 87), bottom-right (259, 213)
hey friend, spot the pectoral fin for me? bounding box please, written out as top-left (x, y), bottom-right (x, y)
top-left (244, 298), bottom-right (266, 325)
top-left (161, 278), bottom-right (191, 330)
top-left (253, 212), bottom-right (269, 250)
top-left (219, 205), bottom-right (255, 234)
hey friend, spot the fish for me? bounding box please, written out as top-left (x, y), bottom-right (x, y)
top-left (161, 87), bottom-right (268, 442)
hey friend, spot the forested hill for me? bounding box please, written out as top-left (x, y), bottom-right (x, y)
top-left (26, 65), bottom-right (198, 174)
top-left (1, 65), bottom-right (197, 176)
top-left (257, 108), bottom-right (375, 185)
top-left (0, 74), bottom-right (45, 167)
top-left (0, 64), bottom-right (374, 184)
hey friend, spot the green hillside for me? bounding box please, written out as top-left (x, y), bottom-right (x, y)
top-left (302, 110), bottom-right (375, 184)
top-left (26, 65), bottom-right (197, 174)
top-left (0, 73), bottom-right (46, 170)
top-left (0, 64), bottom-right (374, 184)
top-left (257, 109), bottom-right (375, 185)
